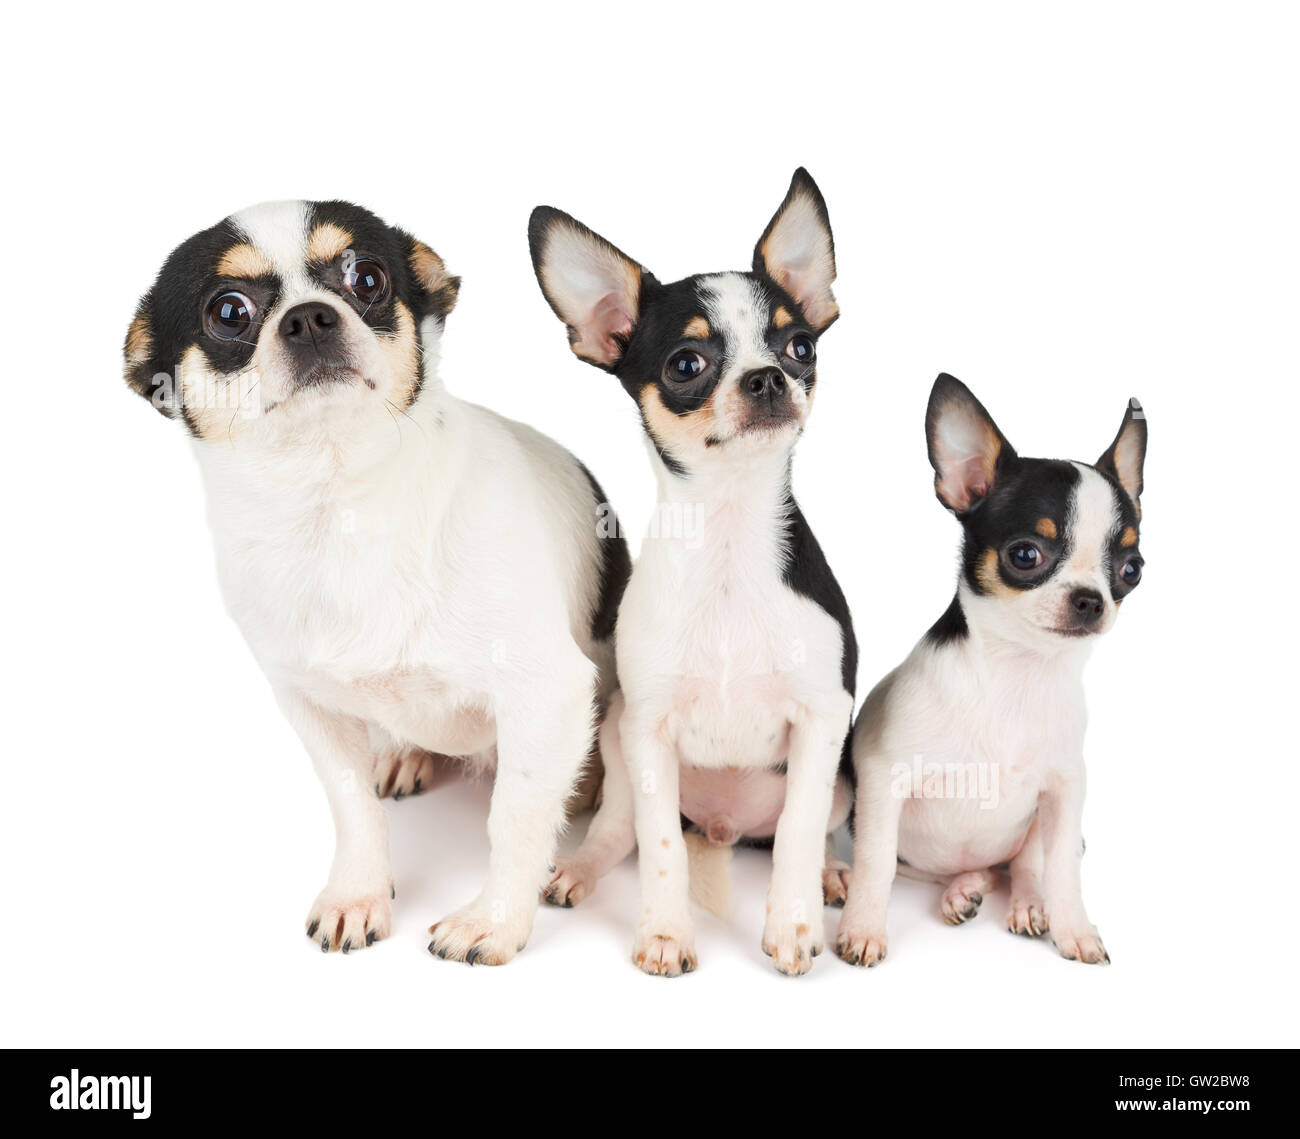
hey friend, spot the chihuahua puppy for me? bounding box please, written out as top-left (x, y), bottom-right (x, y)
top-left (529, 170), bottom-right (856, 976)
top-left (836, 374), bottom-right (1146, 967)
top-left (124, 201), bottom-right (629, 963)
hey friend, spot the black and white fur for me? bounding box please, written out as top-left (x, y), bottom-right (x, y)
top-left (836, 374), bottom-right (1147, 967)
top-left (124, 200), bottom-right (629, 963)
top-left (529, 170), bottom-right (857, 976)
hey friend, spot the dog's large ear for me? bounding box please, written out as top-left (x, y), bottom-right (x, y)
top-left (122, 295), bottom-right (177, 420)
top-left (405, 236), bottom-right (461, 320)
top-left (528, 207), bottom-right (649, 370)
top-left (926, 373), bottom-right (1016, 516)
top-left (753, 168), bottom-right (838, 331)
top-left (1096, 398), bottom-right (1147, 513)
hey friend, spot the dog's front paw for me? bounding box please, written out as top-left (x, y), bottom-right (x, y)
top-left (761, 912), bottom-right (824, 976)
top-left (834, 919), bottom-right (888, 968)
top-left (307, 885), bottom-right (393, 953)
top-left (1051, 923), bottom-right (1109, 965)
top-left (372, 748), bottom-right (454, 800)
top-left (543, 859), bottom-right (597, 908)
top-left (632, 921), bottom-right (697, 977)
top-left (427, 898), bottom-right (533, 966)
top-left (822, 861), bottom-right (851, 907)
top-left (1006, 896), bottom-right (1048, 937)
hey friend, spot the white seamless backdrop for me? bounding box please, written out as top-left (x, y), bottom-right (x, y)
top-left (2, 1), bottom-right (1296, 1048)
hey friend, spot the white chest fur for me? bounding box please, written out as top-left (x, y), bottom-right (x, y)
top-left (877, 626), bottom-right (1092, 875)
top-left (616, 454), bottom-right (845, 769)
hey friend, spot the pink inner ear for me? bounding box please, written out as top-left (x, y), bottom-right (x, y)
top-left (937, 453), bottom-right (992, 513)
top-left (584, 293), bottom-right (634, 364)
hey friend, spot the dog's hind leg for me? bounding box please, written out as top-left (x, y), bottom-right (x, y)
top-left (545, 690), bottom-right (635, 908)
top-left (940, 868), bottom-right (999, 925)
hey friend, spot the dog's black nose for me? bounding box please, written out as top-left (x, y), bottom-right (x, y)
top-left (279, 301), bottom-right (340, 345)
top-left (742, 367), bottom-right (787, 402)
top-left (1069, 588), bottom-right (1106, 625)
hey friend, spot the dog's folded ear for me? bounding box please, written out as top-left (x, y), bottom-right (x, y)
top-left (528, 207), bottom-right (649, 370)
top-left (405, 236), bottom-right (461, 320)
top-left (123, 296), bottom-right (179, 420)
top-left (926, 373), bottom-right (1016, 516)
top-left (754, 168), bottom-right (839, 332)
top-left (1096, 399), bottom-right (1147, 514)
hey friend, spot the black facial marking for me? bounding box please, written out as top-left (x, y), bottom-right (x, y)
top-left (125, 201), bottom-right (458, 432)
top-left (613, 273), bottom-right (822, 475)
top-left (125, 219), bottom-right (281, 425)
top-left (1092, 465), bottom-right (1143, 601)
top-left (958, 458), bottom-right (1081, 595)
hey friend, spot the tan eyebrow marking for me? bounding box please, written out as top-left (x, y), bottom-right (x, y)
top-left (773, 306), bottom-right (794, 329)
top-left (1035, 517), bottom-right (1058, 540)
top-left (683, 316), bottom-right (710, 340)
top-left (306, 222), bottom-right (353, 263)
top-left (1120, 525), bottom-right (1138, 547)
top-left (217, 243), bottom-right (274, 279)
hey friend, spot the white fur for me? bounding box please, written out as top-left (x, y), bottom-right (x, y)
top-left (550, 272), bottom-right (852, 976)
top-left (838, 465), bottom-right (1125, 968)
top-left (181, 203), bottom-right (613, 962)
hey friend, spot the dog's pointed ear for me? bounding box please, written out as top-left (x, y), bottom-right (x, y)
top-left (926, 374), bottom-right (1016, 515)
top-left (753, 168), bottom-right (838, 331)
top-left (122, 295), bottom-right (179, 420)
top-left (529, 207), bottom-right (649, 370)
top-left (1096, 398), bottom-right (1147, 513)
top-left (405, 235), bottom-right (461, 320)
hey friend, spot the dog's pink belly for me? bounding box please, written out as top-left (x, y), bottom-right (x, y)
top-left (679, 765), bottom-right (788, 844)
top-left (898, 800), bottom-right (1034, 876)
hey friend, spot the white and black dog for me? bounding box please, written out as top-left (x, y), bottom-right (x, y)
top-left (836, 374), bottom-right (1146, 967)
top-left (528, 170), bottom-right (856, 976)
top-left (124, 201), bottom-right (629, 963)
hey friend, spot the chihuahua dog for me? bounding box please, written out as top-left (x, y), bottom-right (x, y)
top-left (836, 374), bottom-right (1146, 967)
top-left (124, 200), bottom-right (629, 963)
top-left (528, 170), bottom-right (856, 976)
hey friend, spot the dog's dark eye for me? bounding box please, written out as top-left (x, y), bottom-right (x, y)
top-left (666, 350), bottom-right (707, 383)
top-left (1006, 542), bottom-right (1043, 572)
top-left (344, 259), bottom-right (389, 305)
top-left (786, 334), bottom-right (815, 364)
top-left (205, 292), bottom-right (256, 341)
top-left (1120, 557), bottom-right (1143, 587)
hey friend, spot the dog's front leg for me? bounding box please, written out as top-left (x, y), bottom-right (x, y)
top-left (1038, 764), bottom-right (1108, 964)
top-left (624, 704), bottom-right (695, 976)
top-left (278, 688), bottom-right (394, 953)
top-left (427, 664), bottom-right (595, 965)
top-left (762, 699), bottom-right (851, 975)
top-left (835, 751), bottom-right (905, 967)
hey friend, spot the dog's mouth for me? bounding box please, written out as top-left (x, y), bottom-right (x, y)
top-left (1045, 624), bottom-right (1101, 639)
top-left (718, 411), bottom-right (803, 443)
top-left (293, 360), bottom-right (367, 391)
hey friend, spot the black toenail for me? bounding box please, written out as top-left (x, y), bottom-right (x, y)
top-left (413, 778), bottom-right (422, 793)
top-left (391, 885), bottom-right (396, 899)
top-left (427, 941), bottom-right (438, 956)
top-left (466, 947), bottom-right (481, 966)
top-left (366, 930), bottom-right (376, 946)
top-left (321, 937), bottom-right (330, 953)
top-left (307, 920), bottom-right (319, 938)
top-left (342, 939), bottom-right (351, 954)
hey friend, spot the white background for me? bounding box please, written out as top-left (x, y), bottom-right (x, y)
top-left (2, 1), bottom-right (1297, 1049)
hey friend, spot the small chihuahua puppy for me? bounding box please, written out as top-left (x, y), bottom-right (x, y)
top-left (837, 374), bottom-right (1147, 967)
top-left (125, 201), bottom-right (629, 963)
top-left (529, 170), bottom-right (856, 976)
